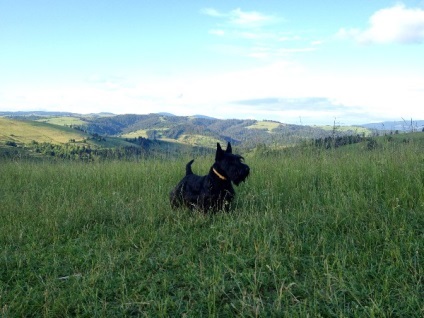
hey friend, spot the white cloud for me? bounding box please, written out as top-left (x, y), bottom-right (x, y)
top-left (200, 8), bottom-right (223, 18)
top-left (278, 35), bottom-right (302, 42)
top-left (3, 62), bottom-right (423, 124)
top-left (229, 8), bottom-right (276, 27)
top-left (201, 7), bottom-right (277, 28)
top-left (338, 4), bottom-right (424, 44)
top-left (203, 8), bottom-right (318, 60)
top-left (209, 29), bottom-right (225, 36)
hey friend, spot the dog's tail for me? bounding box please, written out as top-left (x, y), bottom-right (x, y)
top-left (186, 159), bottom-right (195, 175)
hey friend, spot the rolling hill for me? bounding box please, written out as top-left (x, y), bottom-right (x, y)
top-left (0, 111), bottom-right (373, 147)
top-left (360, 119), bottom-right (424, 132)
top-left (3, 111), bottom-right (420, 161)
top-left (0, 117), bottom-right (88, 145)
top-left (0, 116), bottom-right (211, 160)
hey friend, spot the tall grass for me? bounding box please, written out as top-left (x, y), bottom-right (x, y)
top-left (1, 138), bottom-right (423, 317)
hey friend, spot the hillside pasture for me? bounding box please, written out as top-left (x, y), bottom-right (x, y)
top-left (314, 124), bottom-right (371, 136)
top-left (121, 129), bottom-right (149, 138)
top-left (36, 116), bottom-right (87, 126)
top-left (246, 121), bottom-right (280, 132)
top-left (0, 117), bottom-right (87, 145)
top-left (178, 134), bottom-right (221, 147)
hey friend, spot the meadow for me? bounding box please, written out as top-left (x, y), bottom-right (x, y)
top-left (0, 118), bottom-right (87, 145)
top-left (0, 136), bottom-right (423, 317)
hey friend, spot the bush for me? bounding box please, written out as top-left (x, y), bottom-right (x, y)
top-left (5, 141), bottom-right (17, 147)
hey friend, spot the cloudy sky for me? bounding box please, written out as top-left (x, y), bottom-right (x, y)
top-left (1, 1), bottom-right (424, 125)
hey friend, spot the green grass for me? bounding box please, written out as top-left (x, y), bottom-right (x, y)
top-left (0, 117), bottom-right (88, 145)
top-left (121, 131), bottom-right (221, 148)
top-left (121, 129), bottom-right (149, 138)
top-left (36, 116), bottom-right (87, 127)
top-left (246, 121), bottom-right (280, 132)
top-left (0, 118), bottom-right (152, 154)
top-left (314, 124), bottom-right (371, 135)
top-left (1, 139), bottom-right (423, 317)
top-left (178, 134), bottom-right (220, 148)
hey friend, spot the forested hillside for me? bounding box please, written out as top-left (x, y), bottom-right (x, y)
top-left (3, 111), bottom-right (414, 161)
top-left (82, 114), bottom-right (372, 147)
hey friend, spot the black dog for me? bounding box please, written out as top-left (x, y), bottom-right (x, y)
top-left (170, 142), bottom-right (250, 212)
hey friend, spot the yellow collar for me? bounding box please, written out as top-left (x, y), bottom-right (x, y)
top-left (213, 168), bottom-right (227, 180)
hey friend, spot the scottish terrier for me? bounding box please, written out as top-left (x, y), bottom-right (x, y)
top-left (170, 142), bottom-right (250, 212)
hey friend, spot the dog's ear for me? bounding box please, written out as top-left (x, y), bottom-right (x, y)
top-left (216, 143), bottom-right (224, 160)
top-left (226, 142), bottom-right (232, 154)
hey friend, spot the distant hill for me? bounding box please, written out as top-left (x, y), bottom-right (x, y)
top-left (0, 110), bottom-right (78, 117)
top-left (0, 117), bottom-right (89, 145)
top-left (360, 120), bottom-right (424, 132)
top-left (1, 111), bottom-right (378, 149)
top-left (0, 116), bottom-right (203, 161)
top-left (192, 114), bottom-right (217, 120)
top-left (157, 112), bottom-right (176, 117)
top-left (77, 113), bottom-right (372, 148)
top-left (0, 110), bottom-right (115, 119)
top-left (2, 111), bottom-right (423, 161)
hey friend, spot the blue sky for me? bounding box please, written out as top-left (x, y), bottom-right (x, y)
top-left (1, 0), bottom-right (424, 125)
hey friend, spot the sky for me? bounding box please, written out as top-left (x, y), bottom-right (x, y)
top-left (1, 0), bottom-right (424, 125)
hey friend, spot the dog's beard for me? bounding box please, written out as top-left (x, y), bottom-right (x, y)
top-left (232, 171), bottom-right (249, 186)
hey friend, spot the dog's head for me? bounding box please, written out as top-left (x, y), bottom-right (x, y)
top-left (214, 142), bottom-right (250, 185)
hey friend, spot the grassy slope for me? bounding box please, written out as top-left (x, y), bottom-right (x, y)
top-left (122, 131), bottom-right (221, 148)
top-left (0, 117), bottom-right (142, 152)
top-left (1, 136), bottom-right (423, 316)
top-left (36, 116), bottom-right (87, 126)
top-left (246, 121), bottom-right (281, 132)
top-left (0, 117), bottom-right (221, 151)
top-left (0, 117), bottom-right (88, 145)
top-left (314, 124), bottom-right (370, 135)
top-left (121, 129), bottom-right (149, 138)
top-left (177, 134), bottom-right (221, 147)
top-left (2, 114), bottom-right (377, 150)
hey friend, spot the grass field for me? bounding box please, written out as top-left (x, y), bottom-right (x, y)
top-left (121, 130), bottom-right (221, 148)
top-left (0, 117), bottom-right (146, 152)
top-left (0, 137), bottom-right (423, 317)
top-left (314, 124), bottom-right (371, 136)
top-left (121, 129), bottom-right (150, 139)
top-left (36, 117), bottom-right (87, 127)
top-left (246, 121), bottom-right (281, 132)
top-left (0, 117), bottom-right (88, 145)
